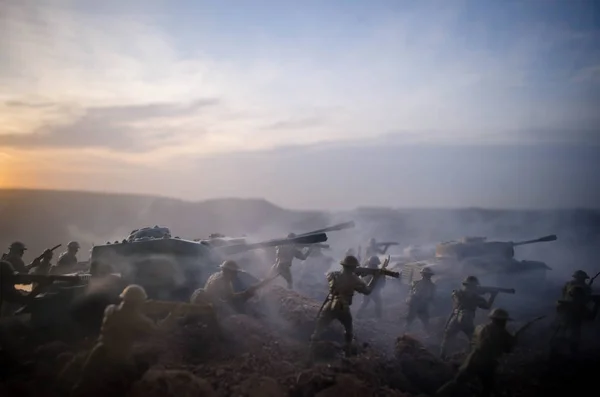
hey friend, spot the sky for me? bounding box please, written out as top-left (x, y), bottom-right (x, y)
top-left (0, 0), bottom-right (599, 210)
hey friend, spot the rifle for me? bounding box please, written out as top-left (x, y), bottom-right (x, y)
top-left (354, 267), bottom-right (400, 278)
top-left (33, 244), bottom-right (62, 261)
top-left (354, 256), bottom-right (398, 278)
top-left (476, 286), bottom-right (516, 295)
top-left (514, 315), bottom-right (546, 339)
top-left (588, 271), bottom-right (600, 287)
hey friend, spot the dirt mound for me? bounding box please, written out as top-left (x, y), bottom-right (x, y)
top-left (131, 369), bottom-right (215, 397)
top-left (394, 334), bottom-right (453, 394)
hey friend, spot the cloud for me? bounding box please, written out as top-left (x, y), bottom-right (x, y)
top-left (0, 99), bottom-right (219, 151)
top-left (0, 0), bottom-right (599, 166)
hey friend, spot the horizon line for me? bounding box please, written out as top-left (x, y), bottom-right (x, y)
top-left (1, 187), bottom-right (599, 213)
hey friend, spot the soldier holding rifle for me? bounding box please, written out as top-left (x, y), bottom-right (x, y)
top-left (439, 276), bottom-right (506, 359)
top-left (356, 256), bottom-right (387, 319)
top-left (269, 233), bottom-right (312, 289)
top-left (310, 255), bottom-right (383, 358)
top-left (405, 267), bottom-right (436, 332)
top-left (437, 308), bottom-right (545, 397)
top-left (193, 260), bottom-right (276, 315)
top-left (2, 242), bottom-right (63, 275)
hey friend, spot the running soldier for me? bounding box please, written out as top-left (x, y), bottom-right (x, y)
top-left (439, 276), bottom-right (497, 359)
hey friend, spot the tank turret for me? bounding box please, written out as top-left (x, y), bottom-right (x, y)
top-left (400, 234), bottom-right (557, 296)
top-left (435, 234), bottom-right (557, 260)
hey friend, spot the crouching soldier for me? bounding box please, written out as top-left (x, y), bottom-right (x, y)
top-left (71, 284), bottom-right (181, 396)
top-left (310, 255), bottom-right (381, 359)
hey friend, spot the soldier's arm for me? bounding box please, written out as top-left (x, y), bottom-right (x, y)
top-left (355, 275), bottom-right (379, 295)
top-left (294, 248), bottom-right (311, 261)
top-left (478, 293), bottom-right (497, 310)
top-left (25, 258), bottom-right (41, 270)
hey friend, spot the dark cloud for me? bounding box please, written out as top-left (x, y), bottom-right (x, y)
top-left (0, 98), bottom-right (219, 151)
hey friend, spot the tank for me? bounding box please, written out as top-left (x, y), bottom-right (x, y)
top-left (400, 234), bottom-right (557, 291)
top-left (90, 225), bottom-right (329, 301)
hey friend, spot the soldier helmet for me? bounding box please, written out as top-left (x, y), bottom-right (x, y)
top-left (367, 256), bottom-right (381, 267)
top-left (420, 267), bottom-right (434, 275)
top-left (119, 284), bottom-right (148, 303)
top-left (340, 255), bottom-right (360, 268)
top-left (572, 270), bottom-right (589, 279)
top-left (9, 241), bottom-right (27, 251)
top-left (489, 308), bottom-right (513, 321)
top-left (462, 275), bottom-right (480, 286)
top-left (67, 241), bottom-right (80, 249)
top-left (287, 233), bottom-right (296, 239)
top-left (220, 260), bottom-right (240, 272)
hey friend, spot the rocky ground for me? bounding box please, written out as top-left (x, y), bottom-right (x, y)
top-left (1, 285), bottom-right (599, 397)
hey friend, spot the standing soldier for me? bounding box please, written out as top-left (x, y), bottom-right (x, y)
top-left (439, 276), bottom-right (498, 359)
top-left (310, 255), bottom-right (381, 358)
top-left (52, 241), bottom-right (81, 273)
top-left (551, 285), bottom-right (596, 354)
top-left (356, 256), bottom-right (386, 319)
top-left (194, 260), bottom-right (258, 315)
top-left (405, 267), bottom-right (436, 332)
top-left (561, 270), bottom-right (592, 300)
top-left (71, 284), bottom-right (180, 396)
top-left (1, 241), bottom-right (28, 274)
top-left (269, 233), bottom-right (312, 289)
top-left (436, 308), bottom-right (518, 397)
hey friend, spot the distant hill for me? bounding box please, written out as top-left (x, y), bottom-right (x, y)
top-left (1, 188), bottom-right (599, 280)
top-left (0, 189), bottom-right (328, 257)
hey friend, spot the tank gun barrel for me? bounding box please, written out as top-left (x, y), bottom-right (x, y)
top-left (217, 233), bottom-right (328, 256)
top-left (512, 234), bottom-right (557, 247)
top-left (294, 221), bottom-right (355, 238)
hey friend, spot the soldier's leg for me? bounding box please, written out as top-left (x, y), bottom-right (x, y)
top-left (569, 321), bottom-right (582, 354)
top-left (478, 367), bottom-right (496, 397)
top-left (372, 292), bottom-right (382, 318)
top-left (405, 304), bottom-right (417, 331)
top-left (310, 309), bottom-right (335, 343)
top-left (338, 309), bottom-right (354, 356)
top-left (440, 316), bottom-right (460, 358)
top-left (356, 295), bottom-right (371, 318)
top-left (436, 365), bottom-right (472, 396)
top-left (418, 307), bottom-right (431, 332)
top-left (463, 322), bottom-right (476, 342)
top-left (280, 266), bottom-right (293, 289)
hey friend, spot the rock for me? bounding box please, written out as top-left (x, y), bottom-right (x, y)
top-left (237, 375), bottom-right (287, 397)
top-left (130, 369), bottom-right (216, 397)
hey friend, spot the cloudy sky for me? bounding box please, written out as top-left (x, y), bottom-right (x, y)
top-left (1, 0), bottom-right (599, 210)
